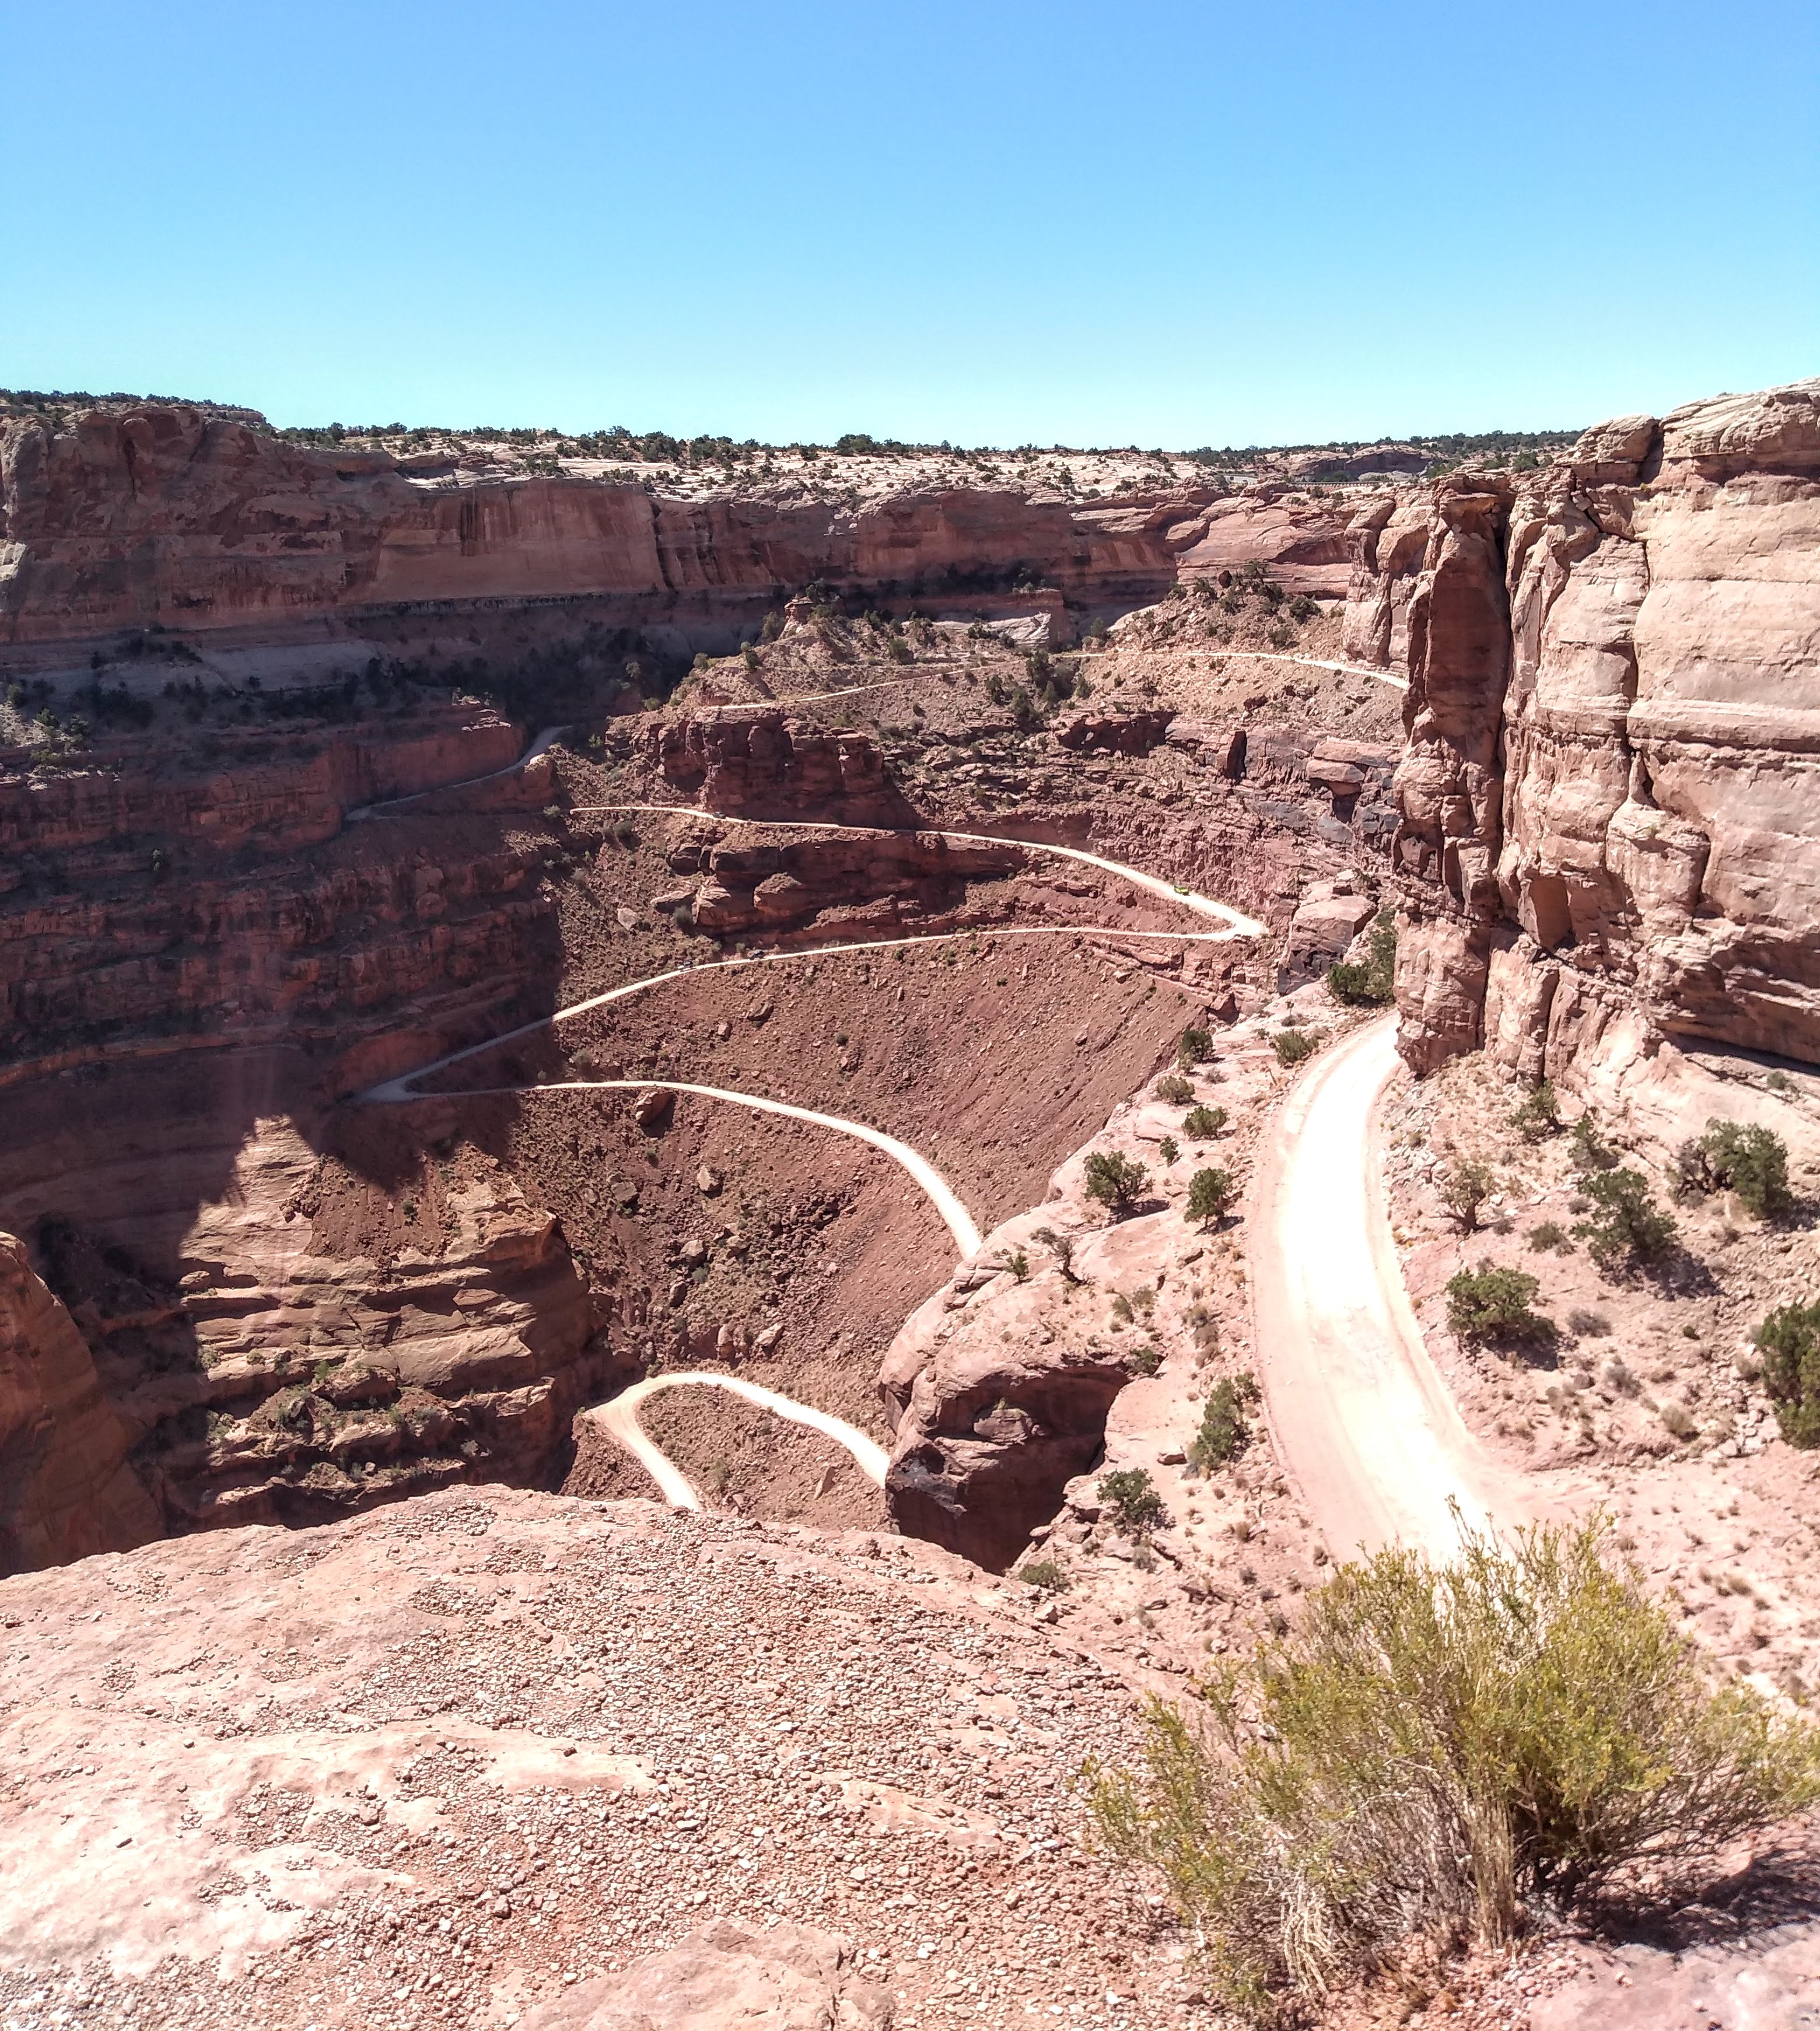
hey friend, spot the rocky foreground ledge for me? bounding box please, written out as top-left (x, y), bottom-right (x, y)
top-left (0, 1487), bottom-right (1187, 2030)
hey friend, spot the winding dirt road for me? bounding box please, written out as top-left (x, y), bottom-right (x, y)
top-left (354, 736), bottom-right (1513, 1560)
top-left (1211, 648), bottom-right (1409, 691)
top-left (587, 1372), bottom-right (890, 1509)
top-left (1248, 1015), bottom-right (1522, 1560)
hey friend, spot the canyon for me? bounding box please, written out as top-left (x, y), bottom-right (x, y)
top-left (2, 378), bottom-right (1817, 2031)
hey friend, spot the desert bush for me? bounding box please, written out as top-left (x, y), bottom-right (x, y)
top-left (1570, 1115), bottom-right (1618, 1173)
top-left (1273, 1029), bottom-right (1317, 1067)
top-left (1158, 1135), bottom-right (1180, 1166)
top-left (1187, 1167), bottom-right (1236, 1227)
top-left (1439, 1161), bottom-right (1495, 1231)
top-left (1019, 1556), bottom-right (1071, 1592)
top-left (1084, 1150), bottom-right (1150, 1220)
top-left (1682, 1119), bottom-right (1791, 1220)
top-left (1326, 912), bottom-right (1396, 1007)
top-left (1510, 1080), bottom-right (1560, 1142)
top-left (1445, 1263), bottom-right (1555, 1346)
top-left (1129, 1344), bottom-right (1163, 1378)
top-left (1087, 1519), bottom-right (1820, 2019)
top-left (1098, 1468), bottom-right (1166, 1536)
top-left (1573, 1167), bottom-right (1677, 1270)
top-left (1526, 1220), bottom-right (1573, 1255)
top-left (1189, 1374), bottom-right (1259, 1473)
top-left (1154, 1073), bottom-right (1196, 1105)
top-left (1178, 1025), bottom-right (1214, 1067)
top-left (1754, 1299), bottom-right (1820, 1448)
top-left (1660, 1401), bottom-right (1697, 1441)
top-left (1032, 1225), bottom-right (1081, 1283)
top-left (1183, 1105), bottom-right (1227, 1140)
top-left (1567, 1308), bottom-right (1610, 1337)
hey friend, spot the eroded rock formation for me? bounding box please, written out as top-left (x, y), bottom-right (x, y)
top-left (0, 1231), bottom-right (160, 1574)
top-left (0, 406), bottom-right (1301, 647)
top-left (1357, 379), bottom-right (1820, 1137)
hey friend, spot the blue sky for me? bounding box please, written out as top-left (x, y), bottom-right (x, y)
top-left (11, 1), bottom-right (1816, 445)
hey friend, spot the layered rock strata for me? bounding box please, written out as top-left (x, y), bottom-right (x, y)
top-left (1356, 379), bottom-right (1820, 1139)
top-left (1, 405), bottom-right (1352, 648)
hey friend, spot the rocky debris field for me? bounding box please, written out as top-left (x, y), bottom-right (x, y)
top-left (0, 1487), bottom-right (1210, 2031)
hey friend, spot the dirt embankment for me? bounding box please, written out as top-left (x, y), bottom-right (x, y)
top-left (636, 1384), bottom-right (887, 1529)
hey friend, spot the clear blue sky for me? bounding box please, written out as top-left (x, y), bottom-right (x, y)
top-left (12, 1), bottom-right (1816, 446)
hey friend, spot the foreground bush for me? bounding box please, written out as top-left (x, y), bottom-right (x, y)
top-left (1755, 1298), bottom-right (1820, 1448)
top-left (1087, 1519), bottom-right (1818, 2021)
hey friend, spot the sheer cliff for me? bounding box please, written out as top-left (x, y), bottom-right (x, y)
top-left (1357, 379), bottom-right (1820, 1153)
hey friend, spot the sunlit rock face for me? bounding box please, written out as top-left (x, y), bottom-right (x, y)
top-left (1349, 379), bottom-right (1820, 1124)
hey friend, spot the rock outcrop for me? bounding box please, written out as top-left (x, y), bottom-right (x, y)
top-left (655, 709), bottom-right (911, 824)
top-left (0, 1231), bottom-right (160, 1574)
top-left (0, 1118), bottom-right (616, 1563)
top-left (673, 824), bottom-right (1026, 939)
top-left (1352, 379), bottom-right (1820, 1123)
top-left (0, 405), bottom-right (1304, 647)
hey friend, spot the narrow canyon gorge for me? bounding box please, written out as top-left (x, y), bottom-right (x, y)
top-left (2, 379), bottom-right (1817, 2031)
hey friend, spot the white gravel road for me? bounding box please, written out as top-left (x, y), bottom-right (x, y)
top-left (1248, 1014), bottom-right (1523, 1560)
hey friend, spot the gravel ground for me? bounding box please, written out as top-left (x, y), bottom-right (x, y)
top-left (0, 1489), bottom-right (1192, 2030)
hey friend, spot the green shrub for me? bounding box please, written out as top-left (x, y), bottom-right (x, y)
top-left (1189, 1374), bottom-right (1259, 1473)
top-left (1684, 1119), bottom-right (1792, 1219)
top-left (1098, 1468), bottom-right (1166, 1536)
top-left (1754, 1300), bottom-right (1820, 1448)
top-left (1439, 1160), bottom-right (1495, 1231)
top-left (1573, 1167), bottom-right (1677, 1270)
top-left (1570, 1115), bottom-right (1618, 1174)
top-left (1178, 1025), bottom-right (1214, 1067)
top-left (1273, 1029), bottom-right (1317, 1067)
top-left (1129, 1344), bottom-right (1163, 1378)
top-left (1019, 1556), bottom-right (1070, 1592)
top-left (1446, 1263), bottom-right (1555, 1346)
top-left (1510, 1080), bottom-right (1560, 1142)
top-left (1087, 1519), bottom-right (1820, 2018)
top-left (1154, 1073), bottom-right (1196, 1105)
top-left (1158, 1135), bottom-right (1180, 1166)
top-left (1526, 1220), bottom-right (1573, 1254)
top-left (1084, 1150), bottom-right (1151, 1219)
top-left (1187, 1167), bottom-right (1236, 1227)
top-left (1326, 912), bottom-right (1396, 1006)
top-left (1183, 1105), bottom-right (1227, 1140)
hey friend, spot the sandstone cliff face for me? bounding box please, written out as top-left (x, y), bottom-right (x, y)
top-left (0, 406), bottom-right (1289, 645)
top-left (0, 1230), bottom-right (160, 1574)
top-left (0, 1115), bottom-right (615, 1556)
top-left (1363, 379), bottom-right (1820, 1136)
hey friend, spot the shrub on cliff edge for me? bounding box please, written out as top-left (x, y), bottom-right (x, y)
top-left (1087, 1519), bottom-right (1819, 2021)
